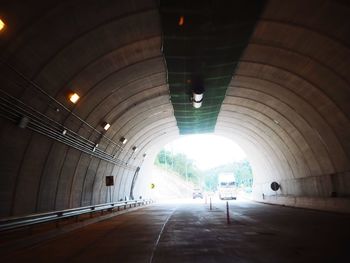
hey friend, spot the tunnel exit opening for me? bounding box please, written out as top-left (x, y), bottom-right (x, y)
top-left (148, 135), bottom-right (254, 202)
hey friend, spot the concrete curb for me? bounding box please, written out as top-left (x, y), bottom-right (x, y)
top-left (241, 193), bottom-right (350, 214)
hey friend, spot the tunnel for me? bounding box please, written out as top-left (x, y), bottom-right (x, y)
top-left (0, 0), bottom-right (350, 261)
top-left (1, 0), bottom-right (349, 217)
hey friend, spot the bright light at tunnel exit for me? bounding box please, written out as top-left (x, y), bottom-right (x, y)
top-left (164, 134), bottom-right (246, 170)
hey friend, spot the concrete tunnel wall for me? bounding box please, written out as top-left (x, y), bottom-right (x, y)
top-left (0, 0), bottom-right (350, 217)
top-left (0, 0), bottom-right (179, 217)
top-left (216, 0), bottom-right (350, 212)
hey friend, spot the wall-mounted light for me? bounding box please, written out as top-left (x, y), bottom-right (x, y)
top-left (120, 137), bottom-right (127, 144)
top-left (132, 146), bottom-right (138, 152)
top-left (143, 153), bottom-right (147, 158)
top-left (0, 19), bottom-right (5, 32)
top-left (62, 129), bottom-right (67, 135)
top-left (192, 92), bottom-right (203, 108)
top-left (103, 122), bottom-right (111, 131)
top-left (178, 16), bottom-right (185, 26)
top-left (67, 92), bottom-right (80, 104)
top-left (273, 119), bottom-right (280, 125)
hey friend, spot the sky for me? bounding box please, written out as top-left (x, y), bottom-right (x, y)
top-left (164, 134), bottom-right (246, 170)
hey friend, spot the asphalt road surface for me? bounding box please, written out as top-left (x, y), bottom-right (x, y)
top-left (2, 199), bottom-right (350, 263)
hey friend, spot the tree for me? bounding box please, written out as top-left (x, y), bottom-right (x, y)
top-left (154, 149), bottom-right (254, 190)
top-left (154, 150), bottom-right (201, 186)
top-left (202, 160), bottom-right (253, 191)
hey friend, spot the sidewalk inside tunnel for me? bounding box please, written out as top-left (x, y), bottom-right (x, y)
top-left (1, 199), bottom-right (350, 263)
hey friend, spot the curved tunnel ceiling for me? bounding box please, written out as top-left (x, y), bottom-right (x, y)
top-left (0, 0), bottom-right (349, 217)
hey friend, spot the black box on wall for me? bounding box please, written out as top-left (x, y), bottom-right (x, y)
top-left (106, 176), bottom-right (114, 186)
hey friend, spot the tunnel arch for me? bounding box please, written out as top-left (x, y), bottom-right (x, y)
top-left (0, 0), bottom-right (350, 217)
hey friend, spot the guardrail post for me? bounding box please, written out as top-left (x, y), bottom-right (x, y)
top-left (56, 212), bottom-right (63, 228)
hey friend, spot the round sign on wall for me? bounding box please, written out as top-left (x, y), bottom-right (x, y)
top-left (271, 182), bottom-right (280, 191)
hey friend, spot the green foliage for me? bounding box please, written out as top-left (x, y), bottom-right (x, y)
top-left (154, 149), bottom-right (201, 185)
top-left (202, 160), bottom-right (253, 191)
top-left (154, 149), bottom-right (254, 191)
top-left (233, 160), bottom-right (253, 187)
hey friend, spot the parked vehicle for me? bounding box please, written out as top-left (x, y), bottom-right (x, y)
top-left (192, 188), bottom-right (203, 199)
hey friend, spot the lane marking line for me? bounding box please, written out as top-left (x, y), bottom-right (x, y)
top-left (149, 207), bottom-right (177, 263)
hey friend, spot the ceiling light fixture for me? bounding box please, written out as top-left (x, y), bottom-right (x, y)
top-left (0, 19), bottom-right (5, 32)
top-left (103, 122), bottom-right (111, 131)
top-left (178, 16), bottom-right (184, 26)
top-left (132, 146), bottom-right (138, 152)
top-left (68, 92), bottom-right (80, 104)
top-left (192, 92), bottom-right (203, 108)
top-left (120, 137), bottom-right (127, 144)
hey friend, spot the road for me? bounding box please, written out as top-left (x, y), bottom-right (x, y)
top-left (2, 199), bottom-right (350, 262)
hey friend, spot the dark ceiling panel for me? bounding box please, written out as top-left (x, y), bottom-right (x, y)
top-left (160, 0), bottom-right (265, 134)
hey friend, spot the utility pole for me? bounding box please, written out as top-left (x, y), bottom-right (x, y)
top-left (171, 145), bottom-right (174, 170)
top-left (185, 157), bottom-right (188, 182)
top-left (163, 150), bottom-right (167, 171)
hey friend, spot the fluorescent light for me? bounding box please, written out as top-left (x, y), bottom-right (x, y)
top-left (0, 19), bottom-right (5, 32)
top-left (103, 123), bottom-right (111, 131)
top-left (68, 92), bottom-right (80, 104)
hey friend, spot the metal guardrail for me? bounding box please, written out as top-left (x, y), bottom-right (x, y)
top-left (0, 200), bottom-right (152, 232)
